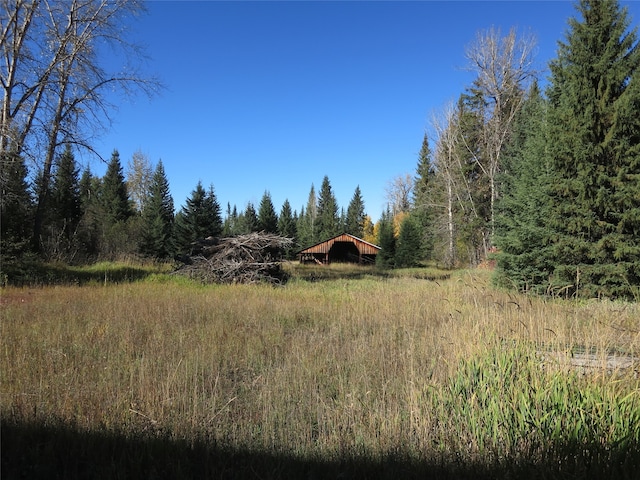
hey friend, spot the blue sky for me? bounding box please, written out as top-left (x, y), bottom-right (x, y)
top-left (90, 0), bottom-right (640, 222)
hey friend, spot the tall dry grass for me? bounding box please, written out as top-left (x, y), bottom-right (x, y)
top-left (2, 268), bottom-right (639, 477)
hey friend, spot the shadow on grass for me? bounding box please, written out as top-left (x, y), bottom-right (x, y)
top-left (2, 261), bottom-right (155, 287)
top-left (3, 419), bottom-right (638, 480)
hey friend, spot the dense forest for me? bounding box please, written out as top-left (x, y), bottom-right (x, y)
top-left (1, 0), bottom-right (639, 299)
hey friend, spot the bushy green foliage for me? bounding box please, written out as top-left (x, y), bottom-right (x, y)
top-left (0, 151), bottom-right (33, 260)
top-left (395, 214), bottom-right (422, 268)
top-left (376, 210), bottom-right (396, 268)
top-left (434, 343), bottom-right (640, 473)
top-left (544, 0), bottom-right (640, 299)
top-left (494, 83), bottom-right (555, 293)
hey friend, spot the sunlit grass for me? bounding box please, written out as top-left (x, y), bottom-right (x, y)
top-left (2, 265), bottom-right (639, 477)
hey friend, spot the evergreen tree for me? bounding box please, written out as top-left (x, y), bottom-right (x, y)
top-left (316, 175), bottom-right (339, 240)
top-left (376, 209), bottom-right (396, 268)
top-left (546, 0), bottom-right (640, 298)
top-left (139, 161), bottom-right (175, 259)
top-left (413, 134), bottom-right (435, 260)
top-left (395, 214), bottom-right (423, 268)
top-left (257, 191), bottom-right (278, 233)
top-left (76, 168), bottom-right (101, 258)
top-left (345, 185), bottom-right (366, 237)
top-left (101, 150), bottom-right (133, 223)
top-left (277, 199), bottom-right (296, 238)
top-left (241, 202), bottom-right (258, 233)
top-left (278, 199), bottom-right (297, 258)
top-left (494, 82), bottom-right (555, 293)
top-left (0, 149), bottom-right (33, 264)
top-left (98, 150), bottom-right (135, 257)
top-left (174, 182), bottom-right (222, 254)
top-left (50, 145), bottom-right (82, 242)
top-left (297, 184), bottom-right (317, 248)
top-left (223, 204), bottom-right (240, 236)
top-left (203, 185), bottom-right (223, 236)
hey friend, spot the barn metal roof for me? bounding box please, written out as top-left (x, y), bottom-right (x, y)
top-left (298, 233), bottom-right (381, 256)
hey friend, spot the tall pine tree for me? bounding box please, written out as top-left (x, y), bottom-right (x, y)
top-left (278, 199), bottom-right (297, 259)
top-left (257, 191), bottom-right (278, 233)
top-left (174, 182), bottom-right (222, 254)
top-left (494, 82), bottom-right (555, 293)
top-left (316, 175), bottom-right (339, 240)
top-left (99, 150), bottom-right (134, 257)
top-left (345, 185), bottom-right (366, 238)
top-left (413, 134), bottom-right (436, 261)
top-left (376, 209), bottom-right (396, 268)
top-left (546, 0), bottom-right (640, 298)
top-left (139, 161), bottom-right (175, 259)
top-left (0, 149), bottom-right (33, 264)
top-left (101, 150), bottom-right (133, 224)
top-left (50, 145), bottom-right (82, 241)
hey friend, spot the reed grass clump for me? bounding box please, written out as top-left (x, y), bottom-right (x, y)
top-left (2, 267), bottom-right (639, 478)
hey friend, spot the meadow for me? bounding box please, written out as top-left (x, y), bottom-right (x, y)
top-left (1, 262), bottom-right (639, 479)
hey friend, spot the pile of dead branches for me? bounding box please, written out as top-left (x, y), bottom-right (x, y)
top-left (175, 232), bottom-right (294, 285)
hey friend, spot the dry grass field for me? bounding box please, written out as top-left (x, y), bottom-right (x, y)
top-left (2, 263), bottom-right (639, 479)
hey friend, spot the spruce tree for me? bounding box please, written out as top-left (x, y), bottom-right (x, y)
top-left (546, 0), bottom-right (640, 298)
top-left (234, 203), bottom-right (258, 234)
top-left (345, 185), bottom-right (366, 237)
top-left (0, 149), bottom-right (33, 263)
top-left (278, 199), bottom-right (296, 237)
top-left (278, 199), bottom-right (297, 258)
top-left (139, 161), bottom-right (175, 259)
top-left (376, 209), bottom-right (396, 268)
top-left (77, 168), bottom-right (101, 258)
top-left (50, 145), bottom-right (82, 243)
top-left (395, 214), bottom-right (423, 268)
top-left (98, 150), bottom-right (134, 257)
top-left (257, 191), bottom-right (278, 233)
top-left (494, 82), bottom-right (555, 293)
top-left (316, 175), bottom-right (339, 240)
top-left (101, 150), bottom-right (133, 224)
top-left (413, 134), bottom-right (435, 260)
top-left (174, 182), bottom-right (222, 254)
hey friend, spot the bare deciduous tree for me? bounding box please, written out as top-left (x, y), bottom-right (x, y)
top-left (385, 173), bottom-right (413, 217)
top-left (464, 26), bottom-right (537, 239)
top-left (126, 150), bottom-right (153, 212)
top-left (1, 0), bottom-right (161, 248)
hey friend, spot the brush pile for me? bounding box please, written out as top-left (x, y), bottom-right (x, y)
top-left (175, 232), bottom-right (294, 285)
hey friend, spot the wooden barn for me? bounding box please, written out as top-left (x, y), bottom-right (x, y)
top-left (297, 233), bottom-right (381, 265)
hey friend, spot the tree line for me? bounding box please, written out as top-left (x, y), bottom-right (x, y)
top-left (1, 141), bottom-right (376, 263)
top-left (2, 0), bottom-right (639, 298)
top-left (409, 0), bottom-right (639, 299)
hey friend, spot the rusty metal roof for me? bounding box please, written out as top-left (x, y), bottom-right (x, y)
top-left (298, 233), bottom-right (381, 256)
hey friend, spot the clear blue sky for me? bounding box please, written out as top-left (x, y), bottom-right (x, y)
top-left (90, 0), bottom-right (640, 222)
